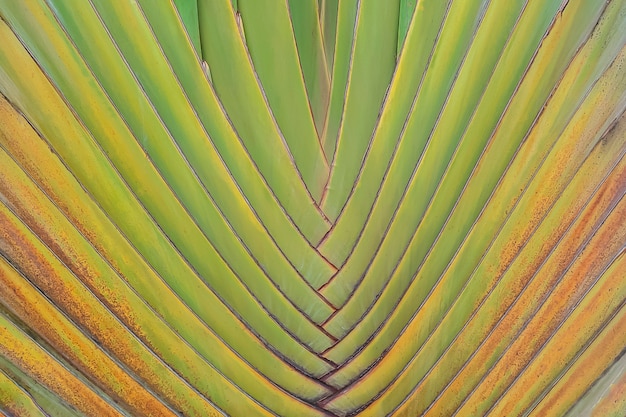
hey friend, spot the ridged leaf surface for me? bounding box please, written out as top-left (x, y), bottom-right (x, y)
top-left (0, 1), bottom-right (624, 416)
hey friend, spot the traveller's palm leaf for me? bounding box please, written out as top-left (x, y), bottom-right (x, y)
top-left (0, 0), bottom-right (624, 416)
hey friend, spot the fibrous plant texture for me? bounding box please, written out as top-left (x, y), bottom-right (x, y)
top-left (0, 1), bottom-right (625, 416)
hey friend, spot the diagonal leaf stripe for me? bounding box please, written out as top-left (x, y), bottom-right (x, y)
top-left (0, 1), bottom-right (624, 416)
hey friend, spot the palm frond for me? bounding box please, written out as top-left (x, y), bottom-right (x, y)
top-left (0, 0), bottom-right (624, 416)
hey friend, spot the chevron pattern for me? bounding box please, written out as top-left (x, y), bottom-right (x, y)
top-left (0, 0), bottom-right (625, 416)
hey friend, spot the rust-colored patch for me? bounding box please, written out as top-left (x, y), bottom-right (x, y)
top-left (0, 207), bottom-right (178, 416)
top-left (422, 151), bottom-right (626, 416)
top-left (528, 303), bottom-right (626, 416)
top-left (454, 189), bottom-right (626, 416)
top-left (0, 315), bottom-right (122, 417)
top-left (0, 99), bottom-right (232, 416)
top-left (489, 250), bottom-right (626, 416)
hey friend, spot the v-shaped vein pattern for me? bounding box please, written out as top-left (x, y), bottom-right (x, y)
top-left (0, 0), bottom-right (624, 416)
